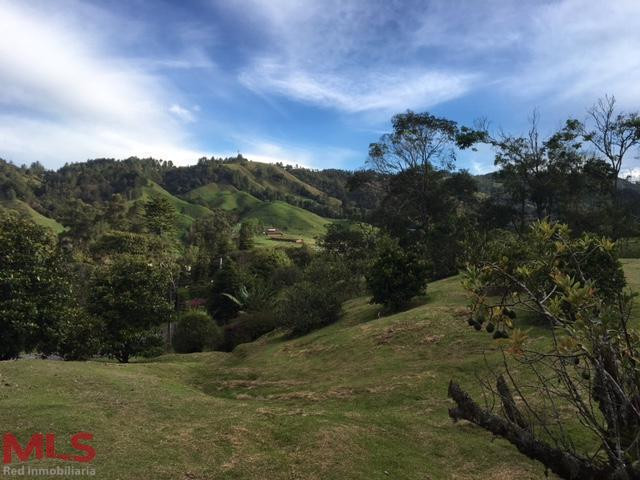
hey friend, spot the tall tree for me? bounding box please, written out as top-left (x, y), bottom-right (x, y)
top-left (0, 211), bottom-right (74, 359)
top-left (88, 255), bottom-right (174, 363)
top-left (367, 111), bottom-right (480, 278)
top-left (144, 194), bottom-right (177, 236)
top-left (581, 95), bottom-right (640, 193)
top-left (238, 221), bottom-right (256, 250)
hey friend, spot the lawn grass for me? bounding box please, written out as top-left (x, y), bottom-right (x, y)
top-left (3, 261), bottom-right (639, 479)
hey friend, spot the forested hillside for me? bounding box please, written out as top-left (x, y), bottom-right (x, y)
top-left (0, 155), bottom-right (382, 241)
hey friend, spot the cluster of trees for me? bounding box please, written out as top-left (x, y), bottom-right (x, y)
top-left (0, 197), bottom-right (180, 362)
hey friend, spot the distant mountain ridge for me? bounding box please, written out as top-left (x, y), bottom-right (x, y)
top-left (0, 156), bottom-right (369, 238)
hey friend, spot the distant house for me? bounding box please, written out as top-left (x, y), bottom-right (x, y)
top-left (265, 227), bottom-right (284, 236)
top-left (263, 227), bottom-right (303, 244)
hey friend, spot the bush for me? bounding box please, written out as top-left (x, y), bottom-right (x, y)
top-left (248, 248), bottom-right (293, 279)
top-left (366, 239), bottom-right (430, 311)
top-left (278, 280), bottom-right (343, 336)
top-left (56, 312), bottom-right (101, 361)
top-left (172, 310), bottom-right (222, 353)
top-left (467, 222), bottom-right (625, 305)
top-left (222, 312), bottom-right (279, 351)
top-left (207, 259), bottom-right (246, 323)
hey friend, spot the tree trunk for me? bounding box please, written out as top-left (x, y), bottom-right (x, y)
top-left (447, 380), bottom-right (613, 480)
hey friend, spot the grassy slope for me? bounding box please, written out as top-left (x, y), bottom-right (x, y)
top-left (134, 181), bottom-right (214, 233)
top-left (242, 201), bottom-right (331, 237)
top-left (12, 260), bottom-right (640, 479)
top-left (220, 162), bottom-right (343, 211)
top-left (183, 183), bottom-right (263, 215)
top-left (0, 199), bottom-right (65, 234)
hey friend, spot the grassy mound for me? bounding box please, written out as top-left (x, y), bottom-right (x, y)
top-left (5, 261), bottom-right (638, 478)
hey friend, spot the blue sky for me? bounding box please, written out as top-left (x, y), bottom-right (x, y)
top-left (1, 0), bottom-right (640, 175)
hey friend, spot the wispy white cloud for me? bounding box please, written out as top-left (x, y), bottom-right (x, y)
top-left (228, 134), bottom-right (360, 169)
top-left (0, 0), bottom-right (204, 166)
top-left (233, 0), bottom-right (640, 117)
top-left (508, 0), bottom-right (640, 105)
top-left (240, 62), bottom-right (476, 113)
top-left (169, 104), bottom-right (197, 123)
top-left (234, 0), bottom-right (479, 114)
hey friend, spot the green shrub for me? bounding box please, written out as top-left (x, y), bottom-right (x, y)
top-left (56, 312), bottom-right (101, 361)
top-left (278, 280), bottom-right (343, 336)
top-left (469, 222), bottom-right (625, 305)
top-left (366, 239), bottom-right (430, 311)
top-left (172, 310), bottom-right (222, 353)
top-left (222, 312), bottom-right (279, 351)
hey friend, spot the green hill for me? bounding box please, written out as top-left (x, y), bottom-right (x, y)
top-left (183, 183), bottom-right (262, 215)
top-left (242, 200), bottom-right (331, 237)
top-left (0, 199), bottom-right (65, 234)
top-left (133, 181), bottom-right (214, 234)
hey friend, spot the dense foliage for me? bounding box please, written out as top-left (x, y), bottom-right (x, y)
top-left (366, 238), bottom-right (430, 311)
top-left (172, 310), bottom-right (222, 353)
top-left (0, 211), bottom-right (74, 359)
top-left (88, 255), bottom-right (174, 363)
top-left (455, 220), bottom-right (638, 479)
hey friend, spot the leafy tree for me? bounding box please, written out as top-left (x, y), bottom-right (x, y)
top-left (452, 221), bottom-right (638, 479)
top-left (319, 222), bottom-right (380, 277)
top-left (247, 248), bottom-right (294, 281)
top-left (368, 111), bottom-right (459, 174)
top-left (88, 255), bottom-right (174, 363)
top-left (56, 312), bottom-right (101, 361)
top-left (103, 193), bottom-right (129, 230)
top-left (0, 211), bottom-right (74, 359)
top-left (366, 238), bottom-right (430, 311)
top-left (144, 194), bottom-right (177, 236)
top-left (57, 198), bottom-right (105, 246)
top-left (172, 310), bottom-right (222, 353)
top-left (277, 254), bottom-right (355, 336)
top-left (187, 211), bottom-right (233, 281)
top-left (207, 259), bottom-right (247, 323)
top-left (90, 230), bottom-right (169, 260)
top-left (367, 111), bottom-right (479, 278)
top-left (238, 221), bottom-right (255, 250)
top-left (577, 95), bottom-right (640, 193)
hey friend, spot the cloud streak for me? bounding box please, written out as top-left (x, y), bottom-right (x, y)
top-left (0, 0), bottom-right (204, 166)
top-left (235, 0), bottom-right (480, 114)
